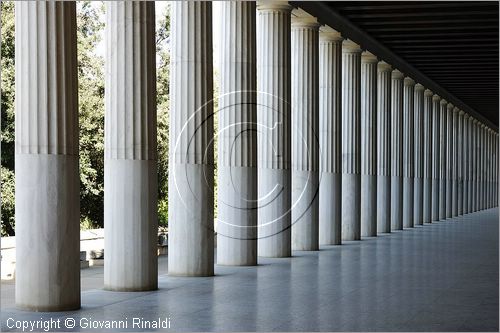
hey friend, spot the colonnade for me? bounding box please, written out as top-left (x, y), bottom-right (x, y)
top-left (14, 1), bottom-right (498, 311)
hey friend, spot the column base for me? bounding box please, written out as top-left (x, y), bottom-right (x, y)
top-left (377, 175), bottom-right (391, 233)
top-left (319, 172), bottom-right (341, 245)
top-left (403, 176), bottom-right (414, 228)
top-left (391, 176), bottom-right (403, 230)
top-left (292, 170), bottom-right (319, 251)
top-left (361, 174), bottom-right (377, 237)
top-left (414, 177), bottom-right (423, 225)
top-left (342, 173), bottom-right (361, 241)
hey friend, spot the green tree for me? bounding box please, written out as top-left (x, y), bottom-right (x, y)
top-left (1, 1), bottom-right (16, 236)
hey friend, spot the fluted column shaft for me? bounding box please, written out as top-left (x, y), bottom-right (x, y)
top-left (438, 99), bottom-right (448, 220)
top-left (341, 40), bottom-right (362, 240)
top-left (217, 2), bottom-right (257, 266)
top-left (391, 70), bottom-right (404, 230)
top-left (422, 89), bottom-right (433, 223)
top-left (486, 128), bottom-right (492, 208)
top-left (257, 2), bottom-right (292, 257)
top-left (457, 111), bottom-right (465, 215)
top-left (104, 2), bottom-right (158, 290)
top-left (376, 61), bottom-right (392, 233)
top-left (291, 16), bottom-right (320, 251)
top-left (360, 52), bottom-right (378, 237)
top-left (413, 84), bottom-right (425, 225)
top-left (169, 2), bottom-right (214, 276)
top-left (463, 114), bottom-right (470, 214)
top-left (478, 124), bottom-right (484, 210)
top-left (431, 95), bottom-right (441, 221)
top-left (445, 103), bottom-right (453, 218)
top-left (14, 2), bottom-right (80, 311)
top-left (402, 77), bottom-right (415, 228)
top-left (319, 30), bottom-right (342, 245)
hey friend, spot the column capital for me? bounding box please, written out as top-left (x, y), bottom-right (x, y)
top-left (440, 98), bottom-right (448, 106)
top-left (377, 60), bottom-right (392, 72)
top-left (432, 94), bottom-right (441, 102)
top-left (458, 110), bottom-right (465, 116)
top-left (291, 15), bottom-right (320, 29)
top-left (472, 118), bottom-right (479, 124)
top-left (424, 89), bottom-right (434, 97)
top-left (361, 50), bottom-right (378, 63)
top-left (319, 26), bottom-right (342, 42)
top-left (464, 113), bottom-right (470, 119)
top-left (392, 69), bottom-right (404, 79)
top-left (404, 77), bottom-right (415, 86)
top-left (415, 83), bottom-right (425, 91)
top-left (257, 1), bottom-right (292, 12)
top-left (342, 39), bottom-right (362, 53)
top-left (446, 103), bottom-right (454, 110)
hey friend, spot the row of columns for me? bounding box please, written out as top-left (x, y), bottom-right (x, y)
top-left (14, 1), bottom-right (499, 311)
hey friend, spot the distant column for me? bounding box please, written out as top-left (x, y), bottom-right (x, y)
top-left (402, 77), bottom-right (415, 228)
top-left (341, 39), bottom-right (362, 241)
top-left (318, 29), bottom-right (343, 245)
top-left (291, 14), bottom-right (320, 251)
top-left (471, 119), bottom-right (478, 212)
top-left (217, 1), bottom-right (257, 266)
top-left (463, 113), bottom-right (470, 214)
top-left (15, 2), bottom-right (80, 311)
top-left (422, 89), bottom-right (434, 223)
top-left (257, 1), bottom-right (292, 257)
top-left (169, 2), bottom-right (214, 276)
top-left (451, 107), bottom-right (459, 217)
top-left (391, 69), bottom-right (404, 230)
top-left (439, 99), bottom-right (448, 220)
top-left (431, 94), bottom-right (441, 221)
top-left (376, 61), bottom-right (393, 233)
top-left (458, 111), bottom-right (465, 215)
top-left (413, 84), bottom-right (425, 225)
top-left (105, 2), bottom-right (158, 290)
top-left (360, 51), bottom-right (378, 237)
top-left (479, 124), bottom-right (485, 210)
top-left (445, 102), bottom-right (453, 218)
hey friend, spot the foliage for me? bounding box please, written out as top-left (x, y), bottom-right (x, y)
top-left (1, 1), bottom-right (15, 236)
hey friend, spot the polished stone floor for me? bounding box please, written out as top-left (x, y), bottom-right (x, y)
top-left (1, 208), bottom-right (498, 332)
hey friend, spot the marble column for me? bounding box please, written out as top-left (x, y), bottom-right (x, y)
top-left (169, 2), bottom-right (214, 276)
top-left (438, 99), bottom-right (448, 220)
top-left (341, 39), bottom-right (362, 241)
top-left (445, 103), bottom-right (453, 218)
top-left (479, 124), bottom-right (485, 210)
top-left (257, 2), bottom-right (292, 257)
top-left (431, 94), bottom-right (441, 221)
top-left (319, 28), bottom-right (343, 245)
top-left (217, 2), bottom-right (257, 266)
top-left (402, 77), bottom-right (415, 228)
top-left (291, 14), bottom-right (320, 251)
top-left (15, 2), bottom-right (80, 311)
top-left (360, 51), bottom-right (378, 237)
top-left (413, 84), bottom-right (425, 225)
top-left (104, 2), bottom-right (158, 290)
top-left (451, 107), bottom-right (459, 217)
top-left (463, 113), bottom-right (470, 214)
top-left (486, 128), bottom-right (492, 208)
top-left (458, 111), bottom-right (465, 215)
top-left (471, 119), bottom-right (478, 212)
top-left (391, 69), bottom-right (404, 230)
top-left (376, 61), bottom-right (392, 233)
top-left (422, 89), bottom-right (434, 223)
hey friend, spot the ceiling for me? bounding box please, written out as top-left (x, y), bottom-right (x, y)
top-left (296, 1), bottom-right (499, 128)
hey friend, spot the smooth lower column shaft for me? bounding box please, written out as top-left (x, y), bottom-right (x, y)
top-left (14, 2), bottom-right (80, 311)
top-left (318, 29), bottom-right (342, 245)
top-left (104, 2), bottom-right (158, 290)
top-left (422, 89), bottom-right (434, 222)
top-left (360, 51), bottom-right (378, 237)
top-left (169, 2), bottom-right (214, 276)
top-left (402, 77), bottom-right (415, 228)
top-left (413, 84), bottom-right (425, 225)
top-left (291, 14), bottom-right (320, 251)
top-left (391, 69), bottom-right (404, 230)
top-left (257, 2), bottom-right (292, 257)
top-left (439, 99), bottom-right (448, 220)
top-left (341, 39), bottom-right (362, 241)
top-left (431, 95), bottom-right (441, 221)
top-left (376, 61), bottom-right (392, 233)
top-left (217, 2), bottom-right (257, 266)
